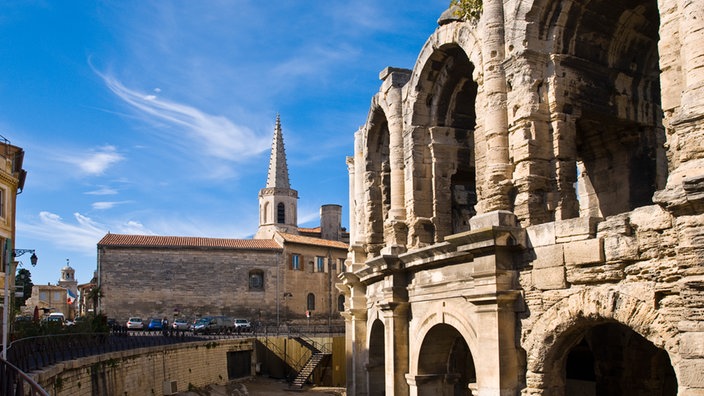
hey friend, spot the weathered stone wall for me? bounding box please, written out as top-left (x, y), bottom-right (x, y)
top-left (32, 338), bottom-right (254, 396)
top-left (100, 246), bottom-right (281, 322)
top-left (339, 0), bottom-right (704, 394)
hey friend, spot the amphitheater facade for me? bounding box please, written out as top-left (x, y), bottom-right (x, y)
top-left (338, 2), bottom-right (704, 395)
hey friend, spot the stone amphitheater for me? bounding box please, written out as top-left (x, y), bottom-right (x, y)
top-left (338, 1), bottom-right (703, 395)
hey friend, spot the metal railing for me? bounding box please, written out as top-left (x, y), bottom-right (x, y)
top-left (0, 357), bottom-right (49, 396)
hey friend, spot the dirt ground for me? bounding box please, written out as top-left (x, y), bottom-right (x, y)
top-left (175, 376), bottom-right (346, 396)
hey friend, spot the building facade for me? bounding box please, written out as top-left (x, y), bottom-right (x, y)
top-left (97, 117), bottom-right (349, 327)
top-left (339, 3), bottom-right (704, 395)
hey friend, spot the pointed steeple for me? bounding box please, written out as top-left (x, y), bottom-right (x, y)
top-left (255, 115), bottom-right (299, 239)
top-left (265, 114), bottom-right (291, 189)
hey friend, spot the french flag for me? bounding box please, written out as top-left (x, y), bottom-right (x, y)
top-left (67, 289), bottom-right (77, 305)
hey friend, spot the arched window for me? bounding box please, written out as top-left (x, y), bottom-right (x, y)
top-left (249, 270), bottom-right (264, 291)
top-left (277, 202), bottom-right (285, 224)
top-left (307, 293), bottom-right (316, 311)
top-left (337, 295), bottom-right (345, 311)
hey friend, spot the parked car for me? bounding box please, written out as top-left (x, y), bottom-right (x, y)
top-left (126, 317), bottom-right (143, 330)
top-left (172, 318), bottom-right (189, 331)
top-left (192, 316), bottom-right (231, 334)
top-left (147, 318), bottom-right (164, 331)
top-left (233, 318), bottom-right (251, 332)
top-left (45, 312), bottom-right (66, 327)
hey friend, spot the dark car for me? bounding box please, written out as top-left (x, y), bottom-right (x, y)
top-left (192, 316), bottom-right (231, 334)
top-left (147, 318), bottom-right (164, 331)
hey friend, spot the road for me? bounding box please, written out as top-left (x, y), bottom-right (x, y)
top-left (175, 376), bottom-right (345, 396)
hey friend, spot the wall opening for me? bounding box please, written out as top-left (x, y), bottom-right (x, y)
top-left (563, 323), bottom-right (676, 396)
top-left (417, 323), bottom-right (476, 395)
top-left (368, 319), bottom-right (385, 396)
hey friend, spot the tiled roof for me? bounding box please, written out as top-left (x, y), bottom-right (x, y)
top-left (298, 226), bottom-right (321, 233)
top-left (98, 233), bottom-right (282, 250)
top-left (277, 232), bottom-right (349, 249)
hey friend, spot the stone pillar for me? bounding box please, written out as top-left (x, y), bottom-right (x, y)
top-left (478, 0), bottom-right (512, 213)
top-left (429, 127), bottom-right (459, 241)
top-left (341, 272), bottom-right (369, 396)
top-left (380, 67), bottom-right (411, 253)
top-left (380, 299), bottom-right (410, 395)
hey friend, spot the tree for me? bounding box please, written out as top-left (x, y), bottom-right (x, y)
top-left (86, 286), bottom-right (104, 315)
top-left (14, 268), bottom-right (33, 312)
top-left (450, 0), bottom-right (483, 22)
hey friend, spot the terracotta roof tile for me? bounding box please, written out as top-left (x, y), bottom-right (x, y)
top-left (277, 232), bottom-right (349, 250)
top-left (98, 233), bottom-right (282, 250)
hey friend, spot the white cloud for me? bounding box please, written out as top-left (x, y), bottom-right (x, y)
top-left (85, 186), bottom-right (118, 195)
top-left (97, 72), bottom-right (271, 162)
top-left (17, 211), bottom-right (108, 253)
top-left (118, 220), bottom-right (155, 235)
top-left (58, 145), bottom-right (124, 176)
top-left (92, 201), bottom-right (131, 210)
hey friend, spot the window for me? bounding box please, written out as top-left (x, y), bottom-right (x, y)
top-left (338, 295), bottom-right (345, 311)
top-left (277, 202), bottom-right (285, 224)
top-left (316, 256), bottom-right (325, 273)
top-left (249, 270), bottom-right (264, 290)
top-left (53, 291), bottom-right (61, 301)
top-left (0, 188), bottom-right (5, 218)
top-left (307, 293), bottom-right (316, 311)
top-left (291, 254), bottom-right (300, 270)
top-left (40, 291), bottom-right (48, 301)
top-left (339, 258), bottom-right (346, 272)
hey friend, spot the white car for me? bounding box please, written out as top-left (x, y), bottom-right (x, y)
top-left (126, 317), bottom-right (144, 330)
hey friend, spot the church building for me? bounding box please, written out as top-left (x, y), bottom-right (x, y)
top-left (96, 116), bottom-right (348, 327)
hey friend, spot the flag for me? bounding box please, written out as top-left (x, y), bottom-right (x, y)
top-left (67, 289), bottom-right (77, 305)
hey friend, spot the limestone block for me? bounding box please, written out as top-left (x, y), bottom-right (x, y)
top-left (526, 222), bottom-right (556, 248)
top-left (603, 234), bottom-right (639, 262)
top-left (555, 217), bottom-right (600, 243)
top-left (596, 213), bottom-right (632, 236)
top-left (678, 358), bottom-right (704, 388)
top-left (630, 205), bottom-right (672, 231)
top-left (563, 238), bottom-right (604, 266)
top-left (532, 244), bottom-right (565, 269)
top-left (533, 267), bottom-right (567, 290)
top-left (680, 332), bottom-right (704, 359)
top-left (469, 210), bottom-right (518, 229)
top-left (566, 263), bottom-right (625, 284)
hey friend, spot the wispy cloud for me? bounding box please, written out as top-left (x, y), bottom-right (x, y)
top-left (85, 186), bottom-right (118, 195)
top-left (97, 72), bottom-right (271, 162)
top-left (57, 145), bottom-right (124, 176)
top-left (92, 201), bottom-right (131, 210)
top-left (18, 211), bottom-right (108, 253)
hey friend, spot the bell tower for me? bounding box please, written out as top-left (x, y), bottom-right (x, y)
top-left (255, 115), bottom-right (299, 239)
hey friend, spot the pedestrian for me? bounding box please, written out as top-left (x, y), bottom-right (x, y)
top-left (162, 317), bottom-right (169, 336)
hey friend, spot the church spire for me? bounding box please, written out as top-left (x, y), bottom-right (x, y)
top-left (265, 114), bottom-right (290, 189)
top-left (255, 114), bottom-right (299, 239)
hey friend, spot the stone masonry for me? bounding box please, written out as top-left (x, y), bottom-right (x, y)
top-left (338, 1), bottom-right (704, 395)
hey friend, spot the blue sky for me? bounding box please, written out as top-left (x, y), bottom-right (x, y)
top-left (2, 1), bottom-right (449, 286)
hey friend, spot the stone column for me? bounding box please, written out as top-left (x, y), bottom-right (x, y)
top-left (429, 127), bottom-right (459, 241)
top-left (380, 300), bottom-right (410, 396)
top-left (380, 67), bottom-right (411, 253)
top-left (341, 272), bottom-right (369, 396)
top-left (478, 0), bottom-right (512, 213)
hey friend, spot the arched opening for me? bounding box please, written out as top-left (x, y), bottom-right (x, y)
top-left (368, 319), bottom-right (385, 396)
top-left (561, 322), bottom-right (677, 395)
top-left (262, 202), bottom-right (270, 223)
top-left (364, 108), bottom-right (391, 256)
top-left (413, 44), bottom-right (478, 240)
top-left (417, 323), bottom-right (476, 395)
top-left (277, 202), bottom-right (285, 224)
top-left (538, 0), bottom-right (665, 218)
top-left (337, 294), bottom-right (345, 312)
top-left (306, 293), bottom-right (315, 311)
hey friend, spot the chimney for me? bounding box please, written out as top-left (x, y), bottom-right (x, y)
top-left (320, 204), bottom-right (342, 241)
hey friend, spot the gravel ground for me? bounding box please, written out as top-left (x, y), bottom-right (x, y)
top-left (174, 376), bottom-right (346, 396)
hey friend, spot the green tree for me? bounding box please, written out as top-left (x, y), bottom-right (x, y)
top-left (86, 286), bottom-right (104, 314)
top-left (450, 0), bottom-right (483, 22)
top-left (14, 268), bottom-right (33, 311)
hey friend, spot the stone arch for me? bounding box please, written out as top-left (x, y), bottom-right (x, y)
top-left (524, 0), bottom-right (665, 219)
top-left (410, 306), bottom-right (479, 375)
top-left (403, 23), bottom-right (485, 245)
top-left (522, 287), bottom-right (680, 394)
top-left (411, 323), bottom-right (477, 396)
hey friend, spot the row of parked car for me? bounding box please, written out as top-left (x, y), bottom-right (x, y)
top-left (120, 316), bottom-right (251, 334)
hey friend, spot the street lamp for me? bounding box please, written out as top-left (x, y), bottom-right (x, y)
top-left (2, 248), bottom-right (38, 359)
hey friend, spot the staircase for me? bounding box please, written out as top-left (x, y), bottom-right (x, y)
top-left (289, 337), bottom-right (331, 389)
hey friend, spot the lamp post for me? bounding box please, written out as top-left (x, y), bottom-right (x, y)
top-left (2, 248), bottom-right (37, 359)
